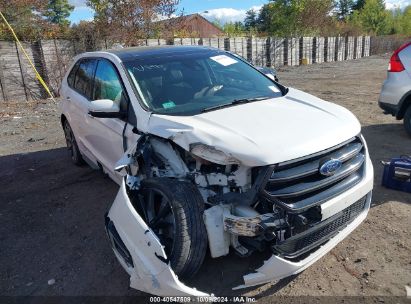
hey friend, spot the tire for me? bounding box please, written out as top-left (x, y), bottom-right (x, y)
top-left (404, 106), bottom-right (411, 136)
top-left (139, 178), bottom-right (207, 279)
top-left (63, 120), bottom-right (85, 166)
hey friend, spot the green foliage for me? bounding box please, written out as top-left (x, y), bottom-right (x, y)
top-left (386, 5), bottom-right (411, 35)
top-left (0, 0), bottom-right (53, 40)
top-left (257, 0), bottom-right (334, 36)
top-left (44, 0), bottom-right (74, 27)
top-left (335, 0), bottom-right (355, 20)
top-left (401, 6), bottom-right (411, 35)
top-left (248, 0), bottom-right (411, 36)
top-left (244, 9), bottom-right (258, 31)
top-left (350, 0), bottom-right (389, 35)
top-left (223, 21), bottom-right (245, 36)
top-left (352, 0), bottom-right (365, 10)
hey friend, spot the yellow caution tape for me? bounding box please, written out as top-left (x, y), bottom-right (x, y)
top-left (0, 10), bottom-right (55, 100)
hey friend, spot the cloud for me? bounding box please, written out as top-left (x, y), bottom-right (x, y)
top-left (200, 5), bottom-right (262, 24)
top-left (385, 0), bottom-right (411, 9)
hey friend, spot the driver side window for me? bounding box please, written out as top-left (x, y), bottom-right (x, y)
top-left (93, 59), bottom-right (128, 113)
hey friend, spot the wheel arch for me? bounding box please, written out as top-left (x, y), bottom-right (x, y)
top-left (60, 114), bottom-right (67, 127)
top-left (398, 91), bottom-right (411, 119)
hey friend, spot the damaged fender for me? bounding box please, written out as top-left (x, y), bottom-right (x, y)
top-left (106, 179), bottom-right (209, 296)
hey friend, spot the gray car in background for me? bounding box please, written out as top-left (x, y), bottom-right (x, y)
top-left (379, 41), bottom-right (411, 136)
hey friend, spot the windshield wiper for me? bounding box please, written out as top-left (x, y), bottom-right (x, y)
top-left (202, 96), bottom-right (270, 113)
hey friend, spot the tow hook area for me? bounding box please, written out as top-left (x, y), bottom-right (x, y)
top-left (204, 205), bottom-right (288, 258)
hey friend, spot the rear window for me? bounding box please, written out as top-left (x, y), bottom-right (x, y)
top-left (67, 62), bottom-right (79, 88)
top-left (73, 59), bottom-right (97, 99)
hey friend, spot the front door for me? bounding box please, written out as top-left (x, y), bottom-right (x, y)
top-left (84, 58), bottom-right (139, 183)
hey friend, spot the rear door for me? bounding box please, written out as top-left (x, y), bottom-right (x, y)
top-left (84, 58), bottom-right (139, 183)
top-left (65, 58), bottom-right (97, 161)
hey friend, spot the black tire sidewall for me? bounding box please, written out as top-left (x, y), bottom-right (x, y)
top-left (140, 178), bottom-right (207, 279)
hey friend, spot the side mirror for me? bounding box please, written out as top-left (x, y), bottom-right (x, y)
top-left (88, 99), bottom-right (125, 118)
top-left (256, 66), bottom-right (279, 82)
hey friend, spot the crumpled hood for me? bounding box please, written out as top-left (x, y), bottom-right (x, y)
top-left (147, 88), bottom-right (361, 166)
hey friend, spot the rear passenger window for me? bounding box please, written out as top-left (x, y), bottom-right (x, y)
top-left (93, 59), bottom-right (128, 112)
top-left (74, 59), bottom-right (97, 99)
top-left (67, 62), bottom-right (79, 88)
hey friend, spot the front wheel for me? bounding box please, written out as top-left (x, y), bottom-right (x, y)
top-left (404, 106), bottom-right (411, 136)
top-left (138, 178), bottom-right (207, 279)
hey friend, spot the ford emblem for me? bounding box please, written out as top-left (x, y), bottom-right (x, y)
top-left (319, 159), bottom-right (342, 176)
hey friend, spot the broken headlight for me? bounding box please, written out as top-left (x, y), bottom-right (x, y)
top-left (190, 143), bottom-right (240, 165)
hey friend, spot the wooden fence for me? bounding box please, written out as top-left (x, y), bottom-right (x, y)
top-left (0, 36), bottom-right (373, 102)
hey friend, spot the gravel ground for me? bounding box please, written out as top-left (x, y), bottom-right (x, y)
top-left (0, 54), bottom-right (410, 302)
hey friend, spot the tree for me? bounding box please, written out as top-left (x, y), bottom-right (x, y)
top-left (87, 0), bottom-right (180, 44)
top-left (335, 0), bottom-right (355, 20)
top-left (351, 0), bottom-right (389, 35)
top-left (257, 1), bottom-right (297, 35)
top-left (244, 9), bottom-right (258, 31)
top-left (400, 6), bottom-right (411, 35)
top-left (44, 0), bottom-right (74, 27)
top-left (256, 0), bottom-right (333, 36)
top-left (0, 0), bottom-right (51, 40)
top-left (223, 21), bottom-right (245, 36)
top-left (387, 5), bottom-right (411, 35)
top-left (352, 0), bottom-right (366, 10)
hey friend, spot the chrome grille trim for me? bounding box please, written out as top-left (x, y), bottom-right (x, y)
top-left (262, 136), bottom-right (365, 212)
top-left (267, 154), bottom-right (365, 198)
top-left (270, 142), bottom-right (363, 182)
top-left (268, 172), bottom-right (362, 212)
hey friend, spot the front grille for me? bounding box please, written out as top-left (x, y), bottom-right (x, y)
top-left (262, 136), bottom-right (365, 213)
top-left (272, 195), bottom-right (367, 258)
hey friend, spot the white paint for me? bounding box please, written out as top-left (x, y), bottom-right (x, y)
top-left (89, 99), bottom-right (120, 113)
top-left (268, 85), bottom-right (280, 92)
top-left (148, 88), bottom-right (361, 167)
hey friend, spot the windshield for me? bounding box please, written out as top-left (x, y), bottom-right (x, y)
top-left (125, 50), bottom-right (282, 115)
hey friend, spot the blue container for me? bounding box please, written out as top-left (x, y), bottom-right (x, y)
top-left (381, 156), bottom-right (411, 193)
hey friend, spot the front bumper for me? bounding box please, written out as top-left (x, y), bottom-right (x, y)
top-left (234, 153), bottom-right (373, 289)
top-left (379, 101), bottom-right (399, 117)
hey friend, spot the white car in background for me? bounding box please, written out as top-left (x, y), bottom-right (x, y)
top-left (59, 46), bottom-right (373, 296)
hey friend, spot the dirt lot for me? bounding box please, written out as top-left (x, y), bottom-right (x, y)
top-left (1, 54), bottom-right (410, 302)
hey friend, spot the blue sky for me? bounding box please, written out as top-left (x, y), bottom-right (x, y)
top-left (68, 0), bottom-right (410, 25)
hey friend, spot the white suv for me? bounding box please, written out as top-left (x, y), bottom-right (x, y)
top-left (59, 46), bottom-right (374, 296)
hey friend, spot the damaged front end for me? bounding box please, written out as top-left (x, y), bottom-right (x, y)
top-left (105, 133), bottom-right (373, 295)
